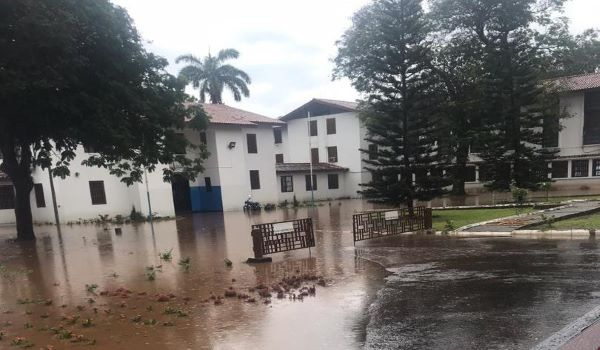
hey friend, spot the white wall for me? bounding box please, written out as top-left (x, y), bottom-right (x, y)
top-left (558, 92), bottom-right (600, 157)
top-left (214, 125), bottom-right (279, 210)
top-left (185, 127), bottom-right (221, 188)
top-left (0, 146), bottom-right (175, 225)
top-left (277, 172), bottom-right (347, 203)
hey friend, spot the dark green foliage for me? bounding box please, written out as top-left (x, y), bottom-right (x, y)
top-left (335, 0), bottom-right (450, 208)
top-left (429, 34), bottom-right (485, 194)
top-left (430, 0), bottom-right (566, 191)
top-left (176, 49), bottom-right (251, 104)
top-left (0, 0), bottom-right (208, 240)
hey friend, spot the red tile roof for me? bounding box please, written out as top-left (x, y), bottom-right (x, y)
top-left (200, 103), bottom-right (283, 126)
top-left (276, 162), bottom-right (349, 173)
top-left (555, 72), bottom-right (600, 92)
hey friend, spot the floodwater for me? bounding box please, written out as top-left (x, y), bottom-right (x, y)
top-left (0, 199), bottom-right (599, 349)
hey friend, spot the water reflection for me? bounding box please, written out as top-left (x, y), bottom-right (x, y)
top-left (0, 199), bottom-right (599, 349)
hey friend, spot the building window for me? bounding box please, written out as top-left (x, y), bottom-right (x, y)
top-left (327, 146), bottom-right (338, 163)
top-left (89, 181), bottom-right (107, 205)
top-left (199, 132), bottom-right (207, 145)
top-left (309, 120), bottom-right (318, 136)
top-left (572, 160), bottom-right (589, 178)
top-left (593, 159), bottom-right (600, 176)
top-left (584, 91), bottom-right (600, 145)
top-left (204, 177), bottom-right (212, 192)
top-left (465, 166), bottom-right (476, 182)
top-left (280, 176), bottom-right (293, 192)
top-left (247, 134), bottom-right (257, 153)
top-left (0, 185), bottom-right (15, 210)
top-left (273, 128), bottom-right (282, 144)
top-left (275, 154), bottom-right (284, 164)
top-left (311, 148), bottom-right (319, 164)
top-left (328, 174), bottom-right (339, 189)
top-left (368, 144), bottom-right (378, 160)
top-left (34, 183), bottom-right (46, 208)
top-left (249, 170), bottom-right (260, 190)
top-left (551, 161), bottom-right (568, 179)
top-left (305, 175), bottom-right (317, 191)
top-left (326, 118), bottom-right (336, 135)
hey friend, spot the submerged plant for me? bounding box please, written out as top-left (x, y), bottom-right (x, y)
top-left (146, 269), bottom-right (156, 281)
top-left (178, 257), bottom-right (191, 271)
top-left (159, 249), bottom-right (173, 261)
top-left (81, 318), bottom-right (93, 328)
top-left (85, 283), bottom-right (99, 294)
top-left (11, 337), bottom-right (33, 348)
top-left (163, 306), bottom-right (188, 317)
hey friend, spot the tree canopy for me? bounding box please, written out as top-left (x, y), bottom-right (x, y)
top-left (0, 0), bottom-right (208, 240)
top-left (176, 49), bottom-right (251, 104)
top-left (335, 0), bottom-right (450, 208)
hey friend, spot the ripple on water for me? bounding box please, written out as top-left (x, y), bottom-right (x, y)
top-left (385, 263), bottom-right (497, 283)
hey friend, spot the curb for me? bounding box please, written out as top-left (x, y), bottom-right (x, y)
top-left (531, 305), bottom-right (600, 350)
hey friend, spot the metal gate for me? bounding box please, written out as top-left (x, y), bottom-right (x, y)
top-left (352, 207), bottom-right (432, 242)
top-left (251, 218), bottom-right (315, 258)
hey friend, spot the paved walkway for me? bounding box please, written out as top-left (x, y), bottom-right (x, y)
top-left (560, 321), bottom-right (600, 350)
top-left (461, 200), bottom-right (600, 233)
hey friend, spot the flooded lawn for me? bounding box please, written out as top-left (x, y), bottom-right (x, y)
top-left (1, 199), bottom-right (600, 349)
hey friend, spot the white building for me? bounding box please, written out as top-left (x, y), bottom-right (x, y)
top-left (0, 99), bottom-right (374, 224)
top-left (0, 147), bottom-right (174, 225)
top-left (463, 72), bottom-right (600, 192)
top-left (275, 99), bottom-right (369, 202)
top-left (177, 103), bottom-right (284, 213)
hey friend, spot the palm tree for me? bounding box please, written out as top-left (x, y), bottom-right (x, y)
top-left (175, 48), bottom-right (251, 104)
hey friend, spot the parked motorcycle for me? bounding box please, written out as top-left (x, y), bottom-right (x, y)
top-left (243, 198), bottom-right (262, 212)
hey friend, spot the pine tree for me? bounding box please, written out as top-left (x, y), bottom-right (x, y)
top-left (334, 0), bottom-right (449, 209)
top-left (430, 35), bottom-right (485, 195)
top-left (430, 0), bottom-right (566, 191)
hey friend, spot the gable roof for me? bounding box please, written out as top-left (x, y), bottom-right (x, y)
top-left (280, 98), bottom-right (358, 121)
top-left (555, 72), bottom-right (600, 92)
top-left (200, 103), bottom-right (283, 126)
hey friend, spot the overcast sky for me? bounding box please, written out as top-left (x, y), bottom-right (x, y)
top-left (111, 0), bottom-right (599, 118)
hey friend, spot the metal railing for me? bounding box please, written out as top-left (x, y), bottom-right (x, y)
top-left (251, 218), bottom-right (315, 258)
top-left (352, 207), bottom-right (432, 242)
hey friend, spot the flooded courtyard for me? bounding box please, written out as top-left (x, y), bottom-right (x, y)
top-left (1, 199), bottom-right (600, 349)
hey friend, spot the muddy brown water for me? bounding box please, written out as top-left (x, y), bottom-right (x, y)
top-left (1, 199), bottom-right (600, 349)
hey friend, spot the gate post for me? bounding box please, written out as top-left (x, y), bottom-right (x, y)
top-left (251, 229), bottom-right (264, 259)
top-left (424, 208), bottom-right (433, 229)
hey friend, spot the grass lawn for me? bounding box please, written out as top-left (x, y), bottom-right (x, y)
top-left (533, 212), bottom-right (600, 230)
top-left (432, 208), bottom-right (533, 231)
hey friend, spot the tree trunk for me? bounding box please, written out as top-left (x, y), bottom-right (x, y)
top-left (451, 142), bottom-right (469, 195)
top-left (13, 177), bottom-right (35, 241)
top-left (0, 141), bottom-right (36, 241)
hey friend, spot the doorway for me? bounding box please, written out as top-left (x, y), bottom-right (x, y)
top-left (171, 174), bottom-right (192, 214)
